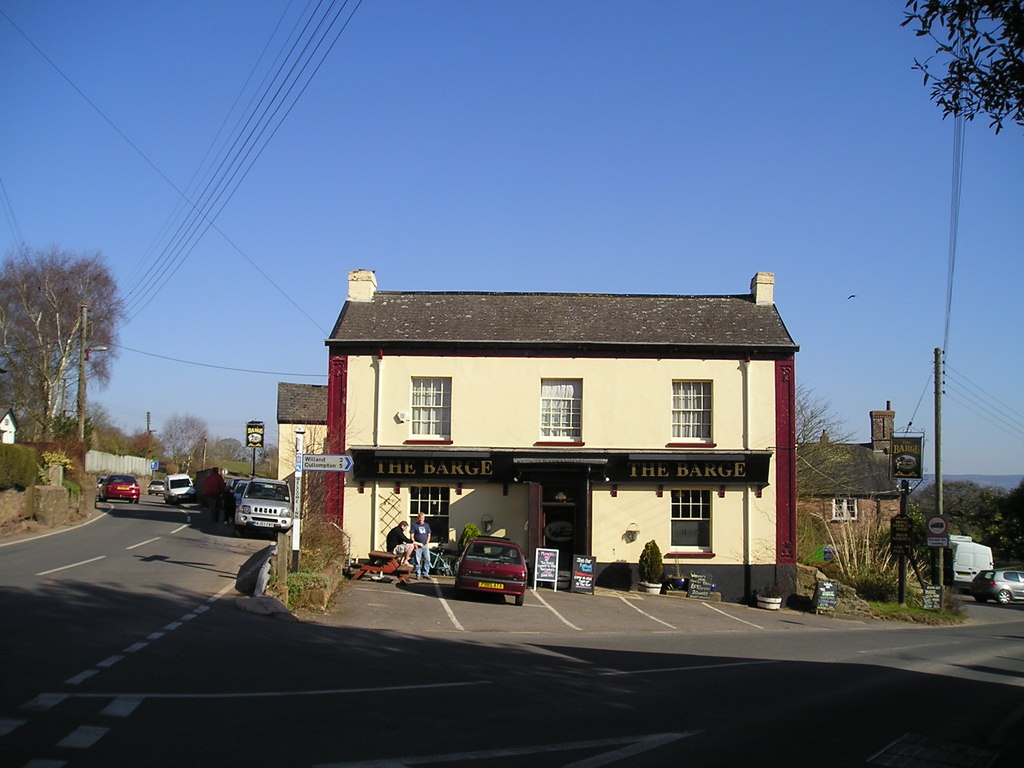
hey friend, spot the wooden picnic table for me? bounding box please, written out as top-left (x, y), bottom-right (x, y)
top-left (350, 551), bottom-right (414, 583)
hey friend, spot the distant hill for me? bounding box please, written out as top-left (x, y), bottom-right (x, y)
top-left (922, 475), bottom-right (1022, 491)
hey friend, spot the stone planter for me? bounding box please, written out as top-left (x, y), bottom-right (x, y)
top-left (639, 581), bottom-right (662, 594)
top-left (757, 595), bottom-right (782, 610)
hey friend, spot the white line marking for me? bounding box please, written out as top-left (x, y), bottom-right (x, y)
top-left (600, 659), bottom-right (778, 676)
top-left (171, 523), bottom-right (189, 533)
top-left (312, 732), bottom-right (698, 767)
top-left (100, 696), bottom-right (143, 717)
top-left (126, 537), bottom-right (161, 550)
top-left (21, 759), bottom-right (67, 767)
top-left (0, 717), bottom-right (27, 735)
top-left (701, 600), bottom-right (764, 629)
top-left (123, 642), bottom-right (148, 653)
top-left (532, 589), bottom-right (583, 630)
top-left (65, 680), bottom-right (491, 702)
top-left (35, 555), bottom-right (106, 576)
top-left (616, 595), bottom-right (675, 629)
top-left (64, 670), bottom-right (98, 685)
top-left (194, 604), bottom-right (210, 614)
top-left (23, 693), bottom-right (69, 712)
top-left (57, 725), bottom-right (109, 749)
top-left (163, 621), bottom-right (182, 631)
top-left (430, 579), bottom-right (464, 630)
top-left (147, 631), bottom-right (166, 640)
top-left (96, 655), bottom-right (123, 668)
top-left (0, 510), bottom-right (107, 547)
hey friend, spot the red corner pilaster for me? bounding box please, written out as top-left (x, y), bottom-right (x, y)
top-left (774, 357), bottom-right (797, 564)
top-left (325, 354), bottom-right (347, 525)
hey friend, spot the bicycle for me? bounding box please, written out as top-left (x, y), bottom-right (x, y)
top-left (425, 545), bottom-right (457, 576)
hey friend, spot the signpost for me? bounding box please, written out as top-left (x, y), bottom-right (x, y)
top-left (926, 514), bottom-right (949, 549)
top-left (246, 420), bottom-right (264, 476)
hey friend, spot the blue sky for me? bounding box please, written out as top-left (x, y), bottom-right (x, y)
top-left (1, 1), bottom-right (1021, 475)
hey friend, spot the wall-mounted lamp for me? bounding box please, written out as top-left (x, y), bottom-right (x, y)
top-left (480, 514), bottom-right (494, 534)
top-left (624, 523), bottom-right (640, 543)
top-left (554, 491), bottom-right (567, 502)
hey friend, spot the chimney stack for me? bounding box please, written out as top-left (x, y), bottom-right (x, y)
top-left (870, 401), bottom-right (895, 453)
top-left (750, 272), bottom-right (775, 305)
top-left (347, 269), bottom-right (377, 302)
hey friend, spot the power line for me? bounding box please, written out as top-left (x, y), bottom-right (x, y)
top-left (0, 175), bottom-right (26, 248)
top-left (110, 343), bottom-right (326, 378)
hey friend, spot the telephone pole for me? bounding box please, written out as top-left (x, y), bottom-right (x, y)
top-left (76, 304), bottom-right (88, 443)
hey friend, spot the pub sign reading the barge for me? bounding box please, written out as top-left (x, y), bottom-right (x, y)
top-left (351, 450), bottom-right (771, 487)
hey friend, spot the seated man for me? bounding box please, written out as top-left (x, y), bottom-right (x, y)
top-left (386, 521), bottom-right (417, 567)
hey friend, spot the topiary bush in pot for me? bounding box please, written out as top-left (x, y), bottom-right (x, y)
top-left (638, 539), bottom-right (663, 592)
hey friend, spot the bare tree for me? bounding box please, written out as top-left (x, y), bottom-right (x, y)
top-left (796, 385), bottom-right (858, 497)
top-left (0, 246), bottom-right (125, 439)
top-left (160, 414), bottom-right (208, 474)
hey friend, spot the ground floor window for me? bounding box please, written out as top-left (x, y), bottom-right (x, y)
top-left (831, 498), bottom-right (858, 521)
top-left (409, 486), bottom-right (451, 543)
top-left (670, 489), bottom-right (711, 549)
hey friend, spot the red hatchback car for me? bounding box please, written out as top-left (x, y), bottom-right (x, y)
top-left (454, 536), bottom-right (528, 606)
top-left (98, 474), bottom-right (141, 504)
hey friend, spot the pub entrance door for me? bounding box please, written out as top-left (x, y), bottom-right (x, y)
top-left (527, 477), bottom-right (590, 574)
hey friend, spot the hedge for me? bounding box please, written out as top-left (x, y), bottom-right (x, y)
top-left (0, 444), bottom-right (39, 490)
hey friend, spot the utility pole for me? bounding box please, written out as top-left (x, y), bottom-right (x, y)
top-left (76, 303), bottom-right (88, 443)
top-left (934, 347), bottom-right (944, 586)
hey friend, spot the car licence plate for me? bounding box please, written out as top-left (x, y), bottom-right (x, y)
top-left (252, 521), bottom-right (276, 527)
top-left (478, 581), bottom-right (503, 590)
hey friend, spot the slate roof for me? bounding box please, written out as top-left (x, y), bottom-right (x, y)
top-left (277, 383), bottom-right (327, 425)
top-left (328, 292), bottom-right (798, 352)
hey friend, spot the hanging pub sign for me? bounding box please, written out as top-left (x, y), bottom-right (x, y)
top-left (891, 436), bottom-right (923, 479)
top-left (246, 420), bottom-right (265, 450)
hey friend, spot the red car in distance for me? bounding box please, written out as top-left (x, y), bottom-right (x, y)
top-left (98, 474), bottom-right (141, 504)
top-left (454, 536), bottom-right (529, 606)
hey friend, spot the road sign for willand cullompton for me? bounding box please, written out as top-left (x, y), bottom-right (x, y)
top-left (300, 454), bottom-right (353, 472)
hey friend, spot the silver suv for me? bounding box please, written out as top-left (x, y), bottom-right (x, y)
top-left (234, 478), bottom-right (292, 536)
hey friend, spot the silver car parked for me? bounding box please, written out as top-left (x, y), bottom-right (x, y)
top-left (970, 570), bottom-right (1024, 604)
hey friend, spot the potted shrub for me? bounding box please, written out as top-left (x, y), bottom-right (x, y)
top-left (756, 581), bottom-right (785, 610)
top-left (637, 539), bottom-right (664, 594)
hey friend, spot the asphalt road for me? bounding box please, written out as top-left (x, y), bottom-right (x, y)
top-left (2, 504), bottom-right (1023, 768)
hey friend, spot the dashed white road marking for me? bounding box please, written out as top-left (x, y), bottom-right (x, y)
top-left (35, 555), bottom-right (106, 576)
top-left (64, 670), bottom-right (98, 686)
top-left (57, 725), bottom-right (109, 749)
top-left (96, 655), bottom-right (123, 668)
top-left (0, 717), bottom-right (27, 735)
top-left (123, 642), bottom-right (148, 653)
top-left (100, 696), bottom-right (143, 717)
top-left (22, 694), bottom-right (69, 711)
top-left (126, 537), bottom-right (161, 550)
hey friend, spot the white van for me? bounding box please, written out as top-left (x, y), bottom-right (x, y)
top-left (949, 535), bottom-right (994, 588)
top-left (164, 473), bottom-right (196, 504)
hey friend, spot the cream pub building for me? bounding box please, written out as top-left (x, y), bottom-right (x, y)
top-left (323, 269), bottom-right (799, 602)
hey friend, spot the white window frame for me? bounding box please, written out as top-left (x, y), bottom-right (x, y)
top-left (831, 498), bottom-right (858, 521)
top-left (540, 379), bottom-right (582, 442)
top-left (670, 489), bottom-right (712, 551)
top-left (409, 486), bottom-right (450, 544)
top-left (410, 377), bottom-right (451, 439)
top-left (672, 381), bottom-right (712, 441)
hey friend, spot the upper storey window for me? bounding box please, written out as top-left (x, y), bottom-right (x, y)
top-left (672, 381), bottom-right (712, 441)
top-left (411, 377), bottom-right (451, 439)
top-left (540, 379), bottom-right (582, 442)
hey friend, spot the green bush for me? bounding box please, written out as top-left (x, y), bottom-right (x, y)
top-left (638, 539), bottom-right (664, 583)
top-left (849, 567), bottom-right (899, 602)
top-left (459, 523), bottom-right (481, 552)
top-left (0, 444), bottom-right (38, 490)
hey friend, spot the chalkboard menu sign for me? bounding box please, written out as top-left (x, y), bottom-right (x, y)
top-left (922, 584), bottom-right (943, 611)
top-left (534, 548), bottom-right (559, 590)
top-left (571, 555), bottom-right (595, 594)
top-left (687, 572), bottom-right (712, 600)
top-left (814, 581), bottom-right (838, 612)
